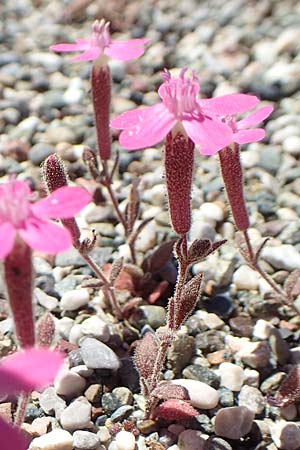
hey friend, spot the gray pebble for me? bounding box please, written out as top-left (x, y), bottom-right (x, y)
top-left (80, 337), bottom-right (121, 370)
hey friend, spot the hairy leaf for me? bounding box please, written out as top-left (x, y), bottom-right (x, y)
top-left (133, 332), bottom-right (158, 381)
top-left (151, 399), bottom-right (198, 421)
top-left (151, 381), bottom-right (189, 401)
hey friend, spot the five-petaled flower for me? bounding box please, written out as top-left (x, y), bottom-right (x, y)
top-left (111, 68), bottom-right (262, 154)
top-left (0, 178), bottom-right (91, 259)
top-left (50, 19), bottom-right (150, 62)
top-left (220, 105), bottom-right (274, 151)
top-left (0, 347), bottom-right (63, 450)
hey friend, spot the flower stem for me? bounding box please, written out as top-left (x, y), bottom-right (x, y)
top-left (80, 251), bottom-right (123, 319)
top-left (15, 394), bottom-right (29, 428)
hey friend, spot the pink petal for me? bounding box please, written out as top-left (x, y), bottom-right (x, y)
top-left (0, 222), bottom-right (16, 259)
top-left (113, 103), bottom-right (177, 150)
top-left (182, 115), bottom-right (232, 155)
top-left (237, 105), bottom-right (274, 130)
top-left (19, 217), bottom-right (72, 254)
top-left (0, 417), bottom-right (27, 450)
top-left (200, 94), bottom-right (260, 116)
top-left (111, 107), bottom-right (153, 129)
top-left (50, 39), bottom-right (89, 53)
top-left (234, 128), bottom-right (266, 144)
top-left (104, 38), bottom-right (149, 61)
top-left (31, 186), bottom-right (91, 220)
top-left (71, 47), bottom-right (101, 62)
top-left (0, 348), bottom-right (63, 395)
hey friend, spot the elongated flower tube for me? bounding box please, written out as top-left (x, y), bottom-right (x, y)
top-left (111, 68), bottom-right (260, 155)
top-left (4, 238), bottom-right (34, 348)
top-left (219, 144), bottom-right (249, 231)
top-left (91, 63), bottom-right (112, 160)
top-left (164, 130), bottom-right (194, 235)
top-left (218, 104), bottom-right (273, 231)
top-left (42, 154), bottom-right (82, 248)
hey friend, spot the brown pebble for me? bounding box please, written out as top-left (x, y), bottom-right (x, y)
top-left (207, 350), bottom-right (227, 365)
top-left (0, 403), bottom-right (12, 423)
top-left (85, 384), bottom-right (103, 403)
top-left (136, 419), bottom-right (157, 435)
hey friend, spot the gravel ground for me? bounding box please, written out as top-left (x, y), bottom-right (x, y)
top-left (1, 0), bottom-right (300, 449)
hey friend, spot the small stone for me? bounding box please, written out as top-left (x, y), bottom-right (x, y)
top-left (214, 406), bottom-right (255, 440)
top-left (238, 385), bottom-right (265, 414)
top-left (112, 387), bottom-right (133, 405)
top-left (218, 362), bottom-right (244, 392)
top-left (81, 316), bottom-right (110, 342)
top-left (253, 319), bottom-right (273, 340)
top-left (205, 436), bottom-right (232, 450)
top-left (39, 387), bottom-right (66, 419)
top-left (283, 136), bottom-right (300, 155)
top-left (177, 429), bottom-right (206, 450)
top-left (80, 337), bottom-right (121, 370)
top-left (85, 384), bottom-right (102, 403)
top-left (54, 369), bottom-right (86, 398)
top-left (60, 289), bottom-right (90, 311)
top-left (60, 397), bottom-right (92, 431)
top-left (29, 429), bottom-right (73, 450)
top-left (29, 143), bottom-right (54, 166)
top-left (110, 405), bottom-right (134, 422)
top-left (262, 245), bottom-right (300, 271)
top-left (73, 430), bottom-right (100, 450)
top-left (171, 379), bottom-right (219, 409)
top-left (30, 417), bottom-right (52, 436)
top-left (137, 420), bottom-right (157, 435)
top-left (35, 288), bottom-right (58, 311)
top-left (271, 420), bottom-right (300, 450)
top-left (182, 365), bottom-right (220, 389)
top-left (237, 341), bottom-right (271, 368)
top-left (233, 265), bottom-right (260, 291)
top-left (115, 430), bottom-right (136, 450)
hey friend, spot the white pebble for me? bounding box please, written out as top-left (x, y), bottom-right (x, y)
top-left (283, 136), bottom-right (300, 156)
top-left (262, 245), bottom-right (300, 271)
top-left (171, 379), bottom-right (219, 409)
top-left (233, 265), bottom-right (260, 291)
top-left (81, 316), bottom-right (110, 342)
top-left (218, 362), bottom-right (245, 392)
top-left (253, 319), bottom-right (273, 340)
top-left (54, 369), bottom-right (86, 397)
top-left (198, 202), bottom-right (225, 224)
top-left (60, 288), bottom-right (90, 311)
top-left (115, 431), bottom-right (136, 450)
top-left (60, 397), bottom-right (92, 431)
top-left (29, 429), bottom-right (73, 450)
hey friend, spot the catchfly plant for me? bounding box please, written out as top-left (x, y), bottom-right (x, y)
top-left (111, 68), bottom-right (260, 154)
top-left (50, 19), bottom-right (149, 62)
top-left (0, 347), bottom-right (63, 450)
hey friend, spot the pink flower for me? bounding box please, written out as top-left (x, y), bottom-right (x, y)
top-left (226, 105), bottom-right (274, 146)
top-left (111, 68), bottom-right (260, 154)
top-left (0, 347), bottom-right (63, 450)
top-left (0, 178), bottom-right (91, 259)
top-left (50, 19), bottom-right (149, 62)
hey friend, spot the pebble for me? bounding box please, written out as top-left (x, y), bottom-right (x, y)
top-left (237, 340), bottom-right (271, 368)
top-left (54, 369), bottom-right (86, 398)
top-left (34, 288), bottom-right (58, 311)
top-left (84, 384), bottom-right (102, 403)
top-left (270, 420), bottom-right (300, 450)
top-left (73, 430), bottom-right (100, 450)
top-left (177, 429), bottom-right (206, 450)
top-left (262, 245), bottom-right (300, 271)
top-left (115, 430), bottom-right (136, 450)
top-left (60, 289), bottom-right (90, 311)
top-left (29, 429), bottom-right (73, 450)
top-left (39, 387), bottom-right (66, 419)
top-left (80, 337), bottom-right (121, 370)
top-left (28, 143), bottom-right (54, 165)
top-left (182, 365), bottom-right (220, 389)
top-left (60, 397), bottom-right (92, 431)
top-left (233, 265), bottom-right (260, 291)
top-left (238, 385), bottom-right (265, 414)
top-left (171, 379), bottom-right (219, 409)
top-left (218, 362), bottom-right (244, 392)
top-left (81, 316), bottom-right (110, 342)
top-left (214, 406), bottom-right (255, 440)
top-left (205, 436), bottom-right (232, 450)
